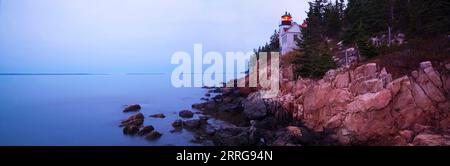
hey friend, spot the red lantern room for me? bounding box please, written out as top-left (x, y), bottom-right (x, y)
top-left (281, 12), bottom-right (293, 26)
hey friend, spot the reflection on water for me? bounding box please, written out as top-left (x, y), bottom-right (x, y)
top-left (0, 74), bottom-right (206, 146)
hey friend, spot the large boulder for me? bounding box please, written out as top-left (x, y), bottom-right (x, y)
top-left (303, 83), bottom-right (332, 112)
top-left (423, 67), bottom-right (443, 88)
top-left (123, 125), bottom-right (140, 135)
top-left (172, 119), bottom-right (183, 128)
top-left (145, 131), bottom-right (163, 140)
top-left (412, 134), bottom-right (450, 146)
top-left (243, 93), bottom-right (267, 120)
top-left (410, 81), bottom-right (436, 111)
top-left (248, 60), bottom-right (449, 145)
top-left (351, 63), bottom-right (378, 81)
top-left (179, 110), bottom-right (194, 118)
top-left (121, 113), bottom-right (144, 127)
top-left (350, 78), bottom-right (384, 95)
top-left (347, 89), bottom-right (392, 112)
top-left (213, 126), bottom-right (251, 146)
top-left (272, 126), bottom-right (304, 146)
top-left (414, 68), bottom-right (446, 103)
top-left (342, 107), bottom-right (396, 143)
top-left (387, 76), bottom-right (409, 97)
top-left (183, 119), bottom-right (201, 129)
top-left (123, 104), bottom-right (141, 112)
top-left (333, 72), bottom-right (350, 88)
top-left (149, 113), bottom-right (166, 118)
top-left (137, 125), bottom-right (155, 136)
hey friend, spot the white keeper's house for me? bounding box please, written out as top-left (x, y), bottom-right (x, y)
top-left (279, 12), bottom-right (307, 55)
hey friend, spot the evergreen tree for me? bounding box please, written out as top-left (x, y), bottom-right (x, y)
top-left (254, 29), bottom-right (280, 55)
top-left (407, 0), bottom-right (450, 36)
top-left (324, 1), bottom-right (342, 39)
top-left (269, 30), bottom-right (280, 51)
top-left (293, 0), bottom-right (337, 79)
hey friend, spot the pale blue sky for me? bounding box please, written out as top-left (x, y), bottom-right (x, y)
top-left (0, 0), bottom-right (309, 73)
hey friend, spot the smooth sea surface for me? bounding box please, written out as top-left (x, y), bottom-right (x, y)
top-left (0, 74), bottom-right (208, 146)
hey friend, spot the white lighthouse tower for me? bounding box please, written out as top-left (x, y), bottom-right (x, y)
top-left (279, 12), bottom-right (303, 55)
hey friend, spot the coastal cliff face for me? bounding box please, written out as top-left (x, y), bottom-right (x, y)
top-left (257, 61), bottom-right (450, 145)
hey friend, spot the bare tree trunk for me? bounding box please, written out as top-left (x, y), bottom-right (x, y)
top-left (388, 0), bottom-right (394, 47)
top-left (388, 26), bottom-right (392, 47)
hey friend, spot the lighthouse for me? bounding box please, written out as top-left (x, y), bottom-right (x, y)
top-left (279, 12), bottom-right (303, 55)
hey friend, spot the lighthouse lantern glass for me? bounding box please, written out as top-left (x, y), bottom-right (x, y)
top-left (282, 16), bottom-right (292, 21)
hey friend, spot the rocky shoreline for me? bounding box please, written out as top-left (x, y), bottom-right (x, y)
top-left (187, 86), bottom-right (339, 146)
top-left (117, 87), bottom-right (330, 146)
top-left (118, 61), bottom-right (449, 146)
top-left (189, 61), bottom-right (450, 146)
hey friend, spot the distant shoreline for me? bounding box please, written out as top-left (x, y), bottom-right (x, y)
top-left (0, 73), bottom-right (108, 76)
top-left (0, 73), bottom-right (168, 76)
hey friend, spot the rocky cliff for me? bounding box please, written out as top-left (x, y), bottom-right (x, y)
top-left (258, 61), bottom-right (450, 145)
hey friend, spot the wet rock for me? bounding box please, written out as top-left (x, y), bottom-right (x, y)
top-left (272, 126), bottom-right (304, 146)
top-left (211, 88), bottom-right (223, 93)
top-left (172, 119), bottom-right (183, 128)
top-left (149, 113), bottom-right (166, 118)
top-left (205, 126), bottom-right (216, 135)
top-left (243, 93), bottom-right (267, 120)
top-left (223, 96), bottom-right (233, 103)
top-left (204, 102), bottom-right (218, 111)
top-left (213, 126), bottom-right (251, 146)
top-left (192, 103), bottom-right (205, 110)
top-left (179, 110), bottom-right (194, 118)
top-left (137, 125), bottom-right (155, 136)
top-left (170, 128), bottom-right (183, 133)
top-left (199, 116), bottom-right (209, 122)
top-left (121, 113), bottom-right (144, 127)
top-left (254, 117), bottom-right (278, 130)
top-left (123, 125), bottom-right (140, 135)
top-left (183, 119), bottom-right (201, 129)
top-left (191, 135), bottom-right (207, 144)
top-left (205, 93), bottom-right (211, 97)
top-left (202, 86), bottom-right (214, 89)
top-left (123, 104), bottom-right (141, 112)
top-left (145, 131), bottom-right (163, 140)
top-left (194, 60), bottom-right (450, 146)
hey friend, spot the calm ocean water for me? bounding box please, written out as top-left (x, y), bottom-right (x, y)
top-left (0, 74), bottom-right (207, 146)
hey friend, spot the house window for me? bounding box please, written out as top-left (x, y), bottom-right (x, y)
top-left (282, 35), bottom-right (287, 45)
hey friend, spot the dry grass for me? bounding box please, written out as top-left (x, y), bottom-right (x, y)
top-left (366, 36), bottom-right (450, 78)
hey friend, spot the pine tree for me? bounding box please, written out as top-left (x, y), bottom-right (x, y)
top-left (324, 1), bottom-right (342, 39)
top-left (408, 0), bottom-right (450, 36)
top-left (254, 29), bottom-right (281, 55)
top-left (293, 0), bottom-right (337, 79)
top-left (269, 30), bottom-right (280, 51)
top-left (344, 0), bottom-right (390, 43)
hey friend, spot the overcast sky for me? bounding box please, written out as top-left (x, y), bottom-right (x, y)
top-left (0, 0), bottom-right (309, 73)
